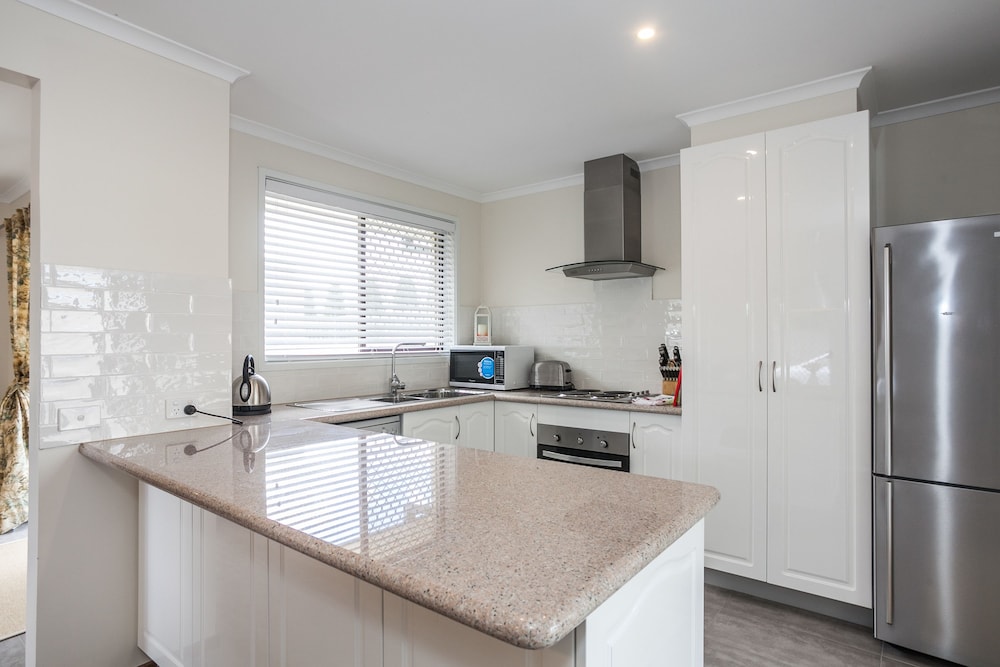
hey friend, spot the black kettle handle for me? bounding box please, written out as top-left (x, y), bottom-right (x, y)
top-left (240, 355), bottom-right (255, 402)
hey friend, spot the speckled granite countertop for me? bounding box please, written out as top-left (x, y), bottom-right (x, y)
top-left (292, 387), bottom-right (681, 427)
top-left (79, 416), bottom-right (715, 650)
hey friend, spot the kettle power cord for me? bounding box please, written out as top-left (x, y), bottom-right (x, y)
top-left (184, 404), bottom-right (244, 425)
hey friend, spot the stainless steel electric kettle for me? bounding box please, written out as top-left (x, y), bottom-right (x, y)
top-left (232, 354), bottom-right (272, 415)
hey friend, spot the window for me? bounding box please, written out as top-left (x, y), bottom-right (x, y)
top-left (262, 175), bottom-right (456, 362)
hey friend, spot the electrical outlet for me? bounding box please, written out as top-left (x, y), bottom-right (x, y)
top-left (166, 399), bottom-right (195, 419)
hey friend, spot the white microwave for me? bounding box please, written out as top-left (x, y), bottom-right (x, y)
top-left (449, 345), bottom-right (534, 390)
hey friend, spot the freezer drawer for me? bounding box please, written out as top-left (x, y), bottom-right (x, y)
top-left (874, 477), bottom-right (1000, 666)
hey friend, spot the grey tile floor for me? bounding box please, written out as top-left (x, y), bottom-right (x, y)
top-left (706, 584), bottom-right (963, 667)
top-left (0, 633), bottom-right (24, 667)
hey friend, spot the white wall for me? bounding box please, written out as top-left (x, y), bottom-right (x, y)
top-left (229, 130), bottom-right (483, 403)
top-left (0, 2), bottom-right (232, 666)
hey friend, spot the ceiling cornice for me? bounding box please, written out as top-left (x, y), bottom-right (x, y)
top-left (677, 67), bottom-right (872, 128)
top-left (479, 154), bottom-right (680, 203)
top-left (0, 176), bottom-right (30, 205)
top-left (230, 115), bottom-right (484, 203)
top-left (871, 85), bottom-right (1000, 127)
top-left (18, 0), bottom-right (249, 83)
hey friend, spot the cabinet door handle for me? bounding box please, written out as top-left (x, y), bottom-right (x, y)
top-left (529, 413), bottom-right (535, 437)
top-left (771, 361), bottom-right (777, 392)
top-left (454, 415), bottom-right (461, 440)
top-left (883, 243), bottom-right (893, 476)
top-left (758, 361), bottom-right (763, 392)
top-left (631, 421), bottom-right (636, 449)
top-left (886, 480), bottom-right (894, 625)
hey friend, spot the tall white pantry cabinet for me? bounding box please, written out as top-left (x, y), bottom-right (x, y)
top-left (680, 110), bottom-right (871, 607)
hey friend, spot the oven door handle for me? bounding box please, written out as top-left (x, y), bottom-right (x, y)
top-left (540, 449), bottom-right (624, 469)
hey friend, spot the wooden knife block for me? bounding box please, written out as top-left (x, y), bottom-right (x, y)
top-left (661, 379), bottom-right (677, 396)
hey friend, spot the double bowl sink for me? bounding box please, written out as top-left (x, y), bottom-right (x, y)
top-left (370, 387), bottom-right (487, 403)
top-left (293, 387), bottom-right (488, 413)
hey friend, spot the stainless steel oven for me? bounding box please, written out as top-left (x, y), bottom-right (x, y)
top-left (536, 423), bottom-right (630, 472)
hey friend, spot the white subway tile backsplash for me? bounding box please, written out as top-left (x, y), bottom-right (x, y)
top-left (150, 313), bottom-right (230, 335)
top-left (40, 377), bottom-right (102, 402)
top-left (43, 286), bottom-right (102, 310)
top-left (39, 264), bottom-right (233, 449)
top-left (192, 332), bottom-right (232, 354)
top-left (47, 355), bottom-right (105, 378)
top-left (40, 332), bottom-right (105, 356)
top-left (43, 265), bottom-right (110, 289)
top-left (489, 294), bottom-right (682, 394)
top-left (191, 294), bottom-right (232, 316)
top-left (151, 272), bottom-right (231, 297)
top-left (104, 375), bottom-right (158, 398)
top-left (49, 311), bottom-right (105, 333)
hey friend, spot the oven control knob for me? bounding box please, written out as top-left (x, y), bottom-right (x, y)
top-left (599, 439), bottom-right (609, 448)
top-left (552, 434), bottom-right (561, 442)
top-left (577, 436), bottom-right (585, 445)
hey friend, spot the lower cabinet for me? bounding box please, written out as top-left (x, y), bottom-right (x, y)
top-left (401, 402), bottom-right (495, 451)
top-left (493, 401), bottom-right (537, 458)
top-left (267, 542), bottom-right (382, 667)
top-left (141, 483), bottom-right (706, 667)
top-left (139, 483), bottom-right (382, 667)
top-left (401, 406), bottom-right (455, 444)
top-left (629, 413), bottom-right (683, 480)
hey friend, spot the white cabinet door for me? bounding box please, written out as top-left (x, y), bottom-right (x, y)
top-left (402, 406), bottom-right (457, 444)
top-left (764, 112), bottom-right (871, 606)
top-left (267, 543), bottom-right (382, 667)
top-left (493, 402), bottom-right (537, 458)
top-left (629, 413), bottom-right (683, 480)
top-left (680, 110), bottom-right (871, 606)
top-left (681, 132), bottom-right (769, 582)
top-left (139, 483), bottom-right (266, 667)
top-left (403, 403), bottom-right (496, 450)
top-left (139, 483), bottom-right (188, 667)
top-left (456, 401), bottom-right (495, 451)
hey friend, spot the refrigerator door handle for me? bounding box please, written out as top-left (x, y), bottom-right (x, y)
top-left (771, 360), bottom-right (777, 392)
top-left (886, 479), bottom-right (894, 625)
top-left (883, 243), bottom-right (893, 476)
top-left (758, 360), bottom-right (763, 392)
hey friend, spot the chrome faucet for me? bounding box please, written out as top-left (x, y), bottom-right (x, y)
top-left (390, 342), bottom-right (426, 396)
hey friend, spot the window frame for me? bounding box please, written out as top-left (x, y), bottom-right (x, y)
top-left (255, 169), bottom-right (459, 370)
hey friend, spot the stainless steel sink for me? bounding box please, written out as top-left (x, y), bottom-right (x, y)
top-left (404, 388), bottom-right (487, 399)
top-left (370, 394), bottom-right (426, 404)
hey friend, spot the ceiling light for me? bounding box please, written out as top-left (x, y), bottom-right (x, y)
top-left (637, 27), bottom-right (656, 40)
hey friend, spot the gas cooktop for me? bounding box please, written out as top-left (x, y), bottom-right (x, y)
top-left (549, 389), bottom-right (651, 404)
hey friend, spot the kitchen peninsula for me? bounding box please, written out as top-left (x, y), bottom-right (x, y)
top-left (79, 416), bottom-right (718, 667)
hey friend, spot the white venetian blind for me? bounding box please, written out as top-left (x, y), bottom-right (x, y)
top-left (263, 177), bottom-right (456, 362)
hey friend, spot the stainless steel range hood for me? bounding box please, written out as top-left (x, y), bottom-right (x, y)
top-left (548, 154), bottom-right (662, 280)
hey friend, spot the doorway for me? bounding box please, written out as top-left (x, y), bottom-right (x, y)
top-left (0, 67), bottom-right (33, 660)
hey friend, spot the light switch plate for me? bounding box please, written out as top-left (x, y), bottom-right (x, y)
top-left (57, 405), bottom-right (101, 431)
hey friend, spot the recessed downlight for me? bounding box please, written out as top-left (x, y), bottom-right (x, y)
top-left (637, 26), bottom-right (656, 40)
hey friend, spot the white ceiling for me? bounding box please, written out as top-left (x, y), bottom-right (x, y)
top-left (8, 0), bottom-right (1000, 201)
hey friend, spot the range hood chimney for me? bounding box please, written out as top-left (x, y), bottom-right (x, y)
top-left (548, 153), bottom-right (662, 280)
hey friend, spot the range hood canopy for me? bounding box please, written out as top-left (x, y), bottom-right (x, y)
top-left (547, 153), bottom-right (662, 281)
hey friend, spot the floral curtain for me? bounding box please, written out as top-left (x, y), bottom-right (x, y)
top-left (0, 205), bottom-right (29, 534)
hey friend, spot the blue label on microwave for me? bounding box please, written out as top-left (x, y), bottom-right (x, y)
top-left (478, 357), bottom-right (495, 379)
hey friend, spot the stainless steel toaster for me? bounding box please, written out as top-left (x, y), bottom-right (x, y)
top-left (530, 360), bottom-right (574, 390)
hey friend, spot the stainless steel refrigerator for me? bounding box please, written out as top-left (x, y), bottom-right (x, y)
top-left (872, 214), bottom-right (1000, 666)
